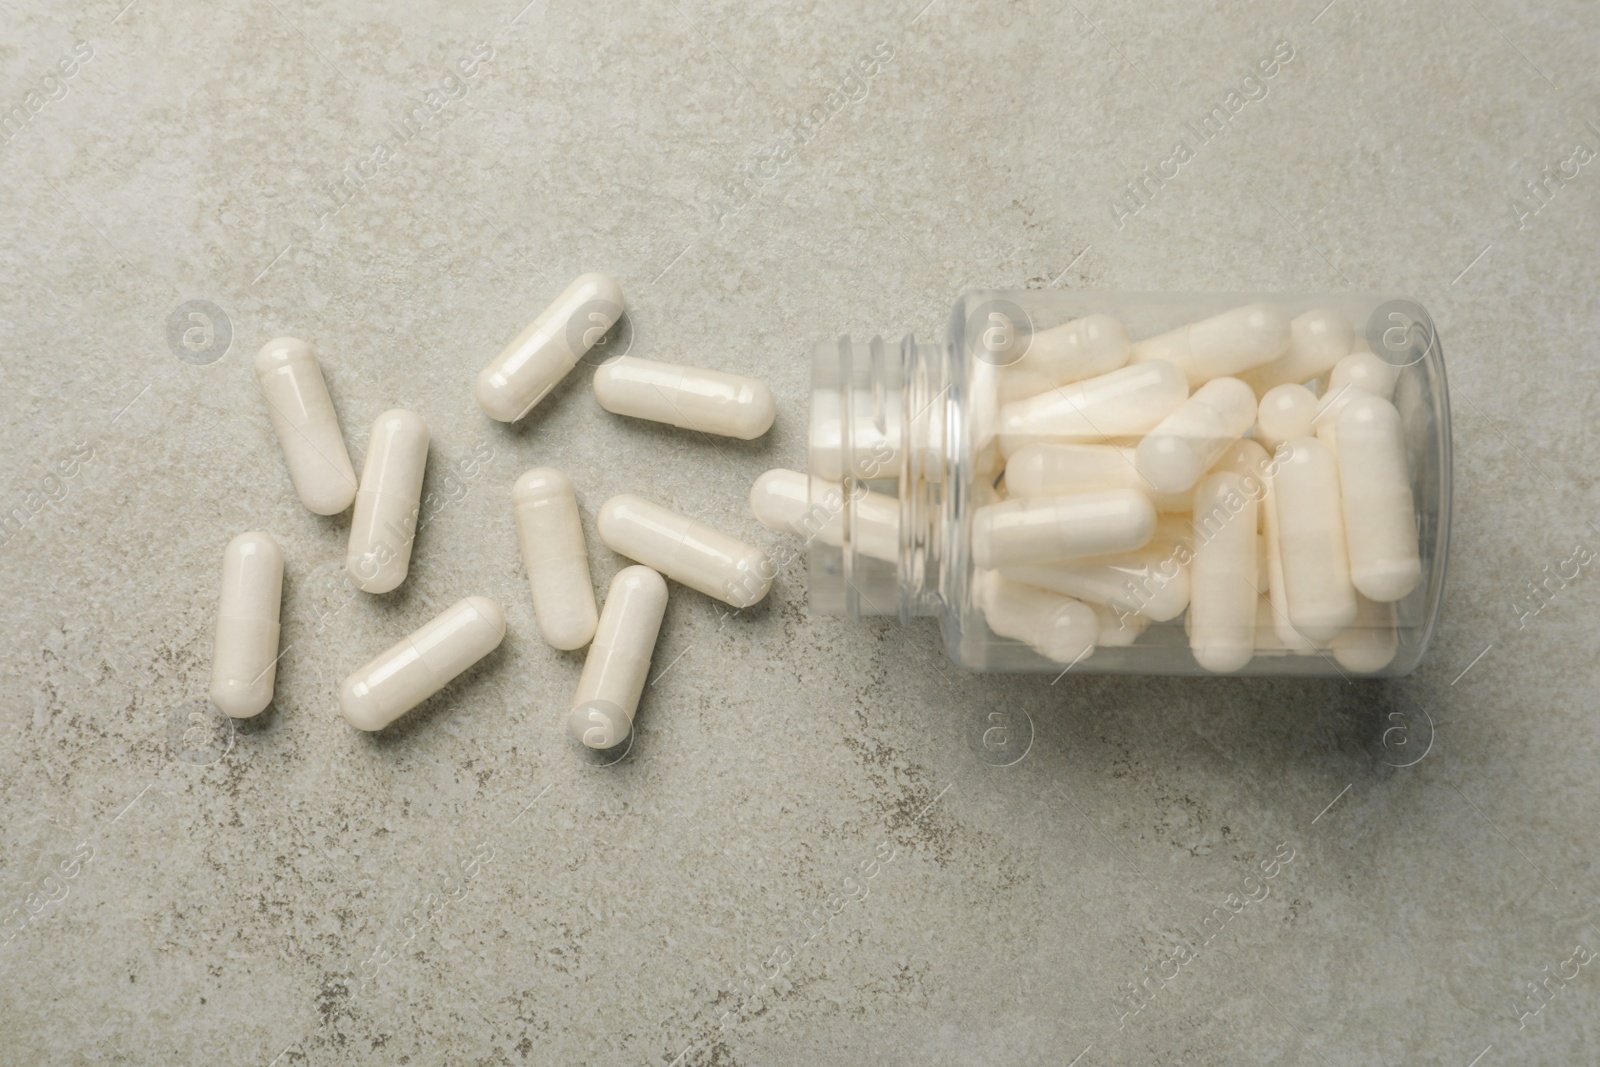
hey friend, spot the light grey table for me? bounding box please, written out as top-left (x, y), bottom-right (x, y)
top-left (3, 1), bottom-right (1598, 1063)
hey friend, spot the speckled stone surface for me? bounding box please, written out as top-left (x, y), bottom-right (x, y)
top-left (3, 1), bottom-right (1599, 1063)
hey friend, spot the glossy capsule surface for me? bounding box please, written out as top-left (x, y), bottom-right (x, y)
top-left (971, 489), bottom-right (1156, 569)
top-left (996, 313), bottom-right (1131, 403)
top-left (254, 338), bottom-right (358, 515)
top-left (348, 409), bottom-right (429, 594)
top-left (569, 566), bottom-right (669, 750)
top-left (1331, 594), bottom-right (1400, 672)
top-left (1240, 308), bottom-right (1354, 395)
top-left (976, 571), bottom-right (1098, 665)
top-left (1003, 443), bottom-right (1190, 511)
top-left (1188, 472), bottom-right (1259, 673)
top-left (209, 531), bottom-right (284, 718)
top-left (1336, 393), bottom-right (1421, 602)
top-left (339, 597), bottom-right (505, 731)
top-left (996, 360), bottom-right (1188, 457)
top-left (1131, 302), bottom-right (1291, 388)
top-left (1003, 547), bottom-right (1190, 623)
top-left (477, 273), bottom-right (625, 422)
top-left (750, 468), bottom-right (899, 563)
top-left (513, 468), bottom-right (598, 650)
top-left (1271, 437), bottom-right (1357, 642)
top-left (1134, 377), bottom-right (1257, 494)
top-left (1314, 352), bottom-right (1399, 447)
top-left (598, 494), bottom-right (772, 608)
top-left (593, 356), bottom-right (776, 439)
top-left (1255, 384), bottom-right (1319, 452)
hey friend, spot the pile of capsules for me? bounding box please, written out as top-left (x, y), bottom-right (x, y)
top-left (976, 302), bottom-right (1418, 673)
top-left (211, 273), bottom-right (785, 750)
top-left (751, 303), bottom-right (1422, 674)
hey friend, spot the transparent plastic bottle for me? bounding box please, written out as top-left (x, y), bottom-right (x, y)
top-left (804, 292), bottom-right (1450, 676)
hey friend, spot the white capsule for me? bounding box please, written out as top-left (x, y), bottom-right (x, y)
top-left (569, 566), bottom-right (669, 750)
top-left (347, 409), bottom-right (429, 594)
top-left (208, 531), bottom-right (284, 718)
top-left (1271, 437), bottom-right (1358, 642)
top-left (1092, 601), bottom-right (1150, 646)
top-left (1003, 546), bottom-right (1189, 622)
top-left (1331, 594), bottom-right (1399, 672)
top-left (1208, 437), bottom-right (1274, 486)
top-left (972, 489), bottom-right (1155, 569)
top-left (997, 313), bottom-right (1132, 403)
top-left (598, 494), bottom-right (772, 608)
top-left (749, 469), bottom-right (899, 562)
top-left (593, 355), bottom-right (776, 440)
top-left (1313, 352), bottom-right (1399, 448)
top-left (976, 571), bottom-right (1097, 665)
top-left (1191, 465), bottom-right (1264, 554)
top-left (1335, 393), bottom-right (1421, 602)
top-left (477, 272), bottom-right (625, 422)
top-left (253, 338), bottom-right (358, 515)
top-left (808, 416), bottom-right (903, 482)
top-left (1141, 513), bottom-right (1203, 558)
top-left (1240, 308), bottom-right (1355, 394)
top-left (1134, 377), bottom-right (1257, 494)
top-left (1188, 472), bottom-right (1259, 673)
top-left (1131, 302), bottom-right (1291, 388)
top-left (513, 468), bottom-right (598, 651)
top-left (1329, 351), bottom-right (1398, 400)
top-left (996, 360), bottom-right (1188, 457)
top-left (1002, 444), bottom-right (1190, 511)
top-left (1255, 384), bottom-right (1319, 452)
top-left (1261, 488), bottom-right (1318, 652)
top-left (339, 597), bottom-right (506, 731)
top-left (1253, 596), bottom-right (1315, 653)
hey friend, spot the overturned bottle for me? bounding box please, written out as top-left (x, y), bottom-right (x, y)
top-left (793, 292), bottom-right (1450, 676)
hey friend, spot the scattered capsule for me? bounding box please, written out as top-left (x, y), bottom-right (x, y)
top-left (569, 566), bottom-right (669, 751)
top-left (1240, 308), bottom-right (1354, 395)
top-left (1134, 377), bottom-right (1257, 494)
top-left (1188, 472), bottom-right (1259, 673)
top-left (348, 409), bottom-right (429, 594)
top-left (594, 356), bottom-right (776, 440)
top-left (749, 468), bottom-right (900, 562)
top-left (1271, 437), bottom-right (1358, 642)
top-left (254, 338), bottom-right (358, 515)
top-left (997, 360), bottom-right (1188, 457)
top-left (513, 468), bottom-right (598, 651)
top-left (1335, 393), bottom-right (1421, 602)
top-left (1131, 302), bottom-right (1291, 388)
top-left (339, 597), bottom-right (506, 731)
top-left (209, 531), bottom-right (284, 718)
top-left (598, 494), bottom-right (772, 609)
top-left (971, 489), bottom-right (1156, 569)
top-left (477, 272), bottom-right (625, 422)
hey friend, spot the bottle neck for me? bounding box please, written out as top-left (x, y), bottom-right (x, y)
top-left (807, 333), bottom-right (955, 623)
